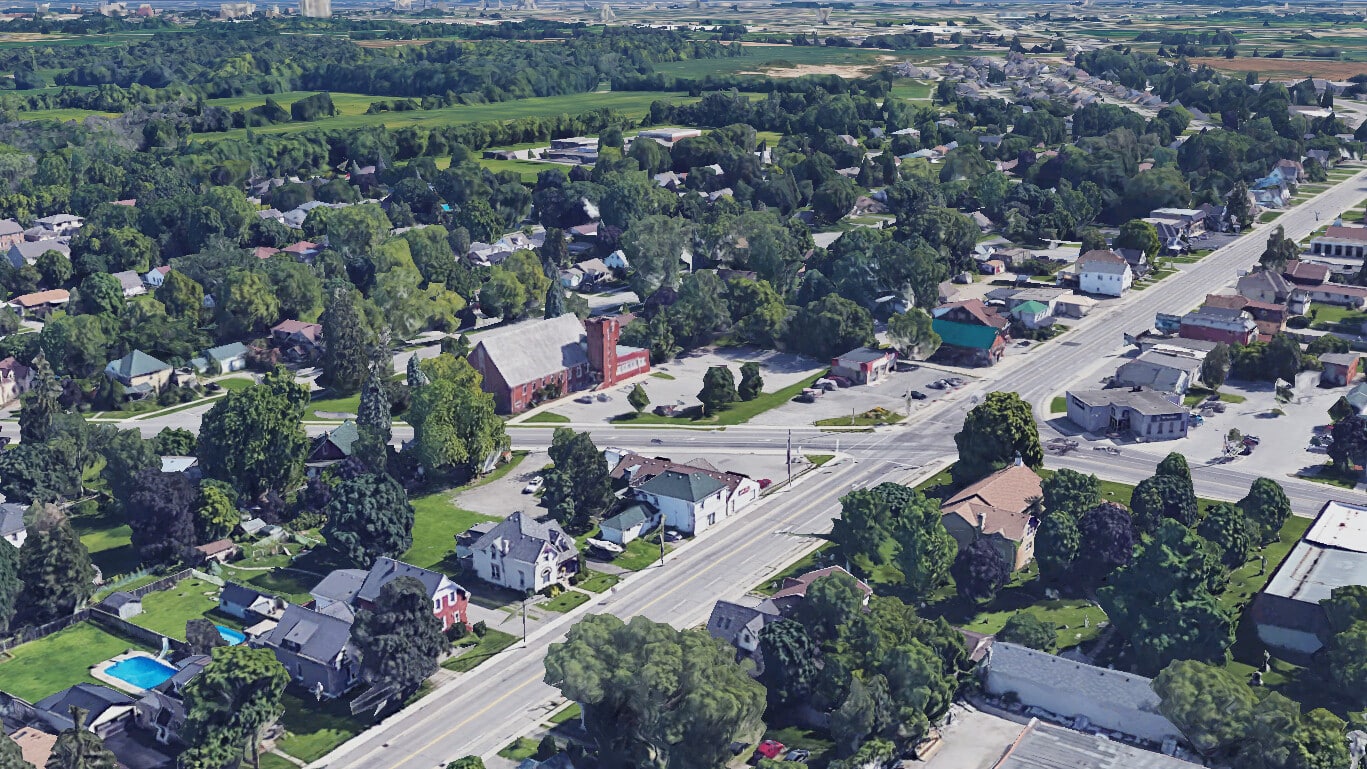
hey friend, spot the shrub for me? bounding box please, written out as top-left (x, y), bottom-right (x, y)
top-left (473, 620), bottom-right (488, 638)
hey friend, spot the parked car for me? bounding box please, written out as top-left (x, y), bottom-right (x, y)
top-left (729, 743), bottom-right (751, 757)
top-left (910, 390), bottom-right (927, 400)
top-left (596, 393), bottom-right (611, 402)
top-left (757, 741), bottom-right (787, 760)
top-left (574, 395), bottom-right (593, 404)
top-left (206, 382), bottom-right (223, 392)
top-left (522, 476), bottom-right (544, 494)
top-left (664, 530), bottom-right (684, 542)
top-left (927, 380), bottom-right (946, 390)
top-left (758, 478), bottom-right (773, 489)
top-left (830, 376), bottom-right (852, 388)
top-left (785, 750), bottom-right (811, 763)
top-left (794, 392), bottom-right (816, 404)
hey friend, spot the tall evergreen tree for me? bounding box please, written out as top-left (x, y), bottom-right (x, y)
top-left (355, 359), bottom-right (393, 471)
top-left (18, 352), bottom-right (60, 444)
top-left (48, 707), bottom-right (117, 769)
top-left (0, 530), bottom-right (20, 636)
top-left (16, 504), bottom-right (95, 625)
top-left (406, 353), bottom-right (429, 388)
top-left (544, 283), bottom-right (567, 319)
top-left (351, 576), bottom-right (447, 697)
top-left (319, 282), bottom-right (370, 394)
top-left (0, 727), bottom-right (33, 768)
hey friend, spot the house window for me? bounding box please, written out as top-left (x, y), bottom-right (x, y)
top-left (491, 564), bottom-right (502, 581)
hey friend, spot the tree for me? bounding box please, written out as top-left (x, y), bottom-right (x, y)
top-left (951, 538), bottom-right (1010, 602)
top-left (447, 758), bottom-right (485, 769)
top-left (1078, 228), bottom-right (1107, 255)
top-left (1197, 502), bottom-right (1254, 569)
top-left (180, 645), bottom-right (288, 769)
top-left (1115, 219), bottom-right (1161, 261)
top-left (1076, 502), bottom-right (1135, 583)
top-left (407, 355), bottom-right (506, 478)
top-left (756, 619), bottom-right (819, 709)
top-left (35, 248), bottom-right (71, 288)
top-left (1226, 181), bottom-right (1253, 230)
top-left (787, 296), bottom-right (874, 360)
top-left (78, 272), bottom-right (123, 316)
top-left (153, 427), bottom-right (197, 456)
top-left (48, 707), bottom-right (117, 769)
top-left (829, 486), bottom-right (897, 573)
top-left (127, 468), bottom-right (198, 566)
top-left (544, 283), bottom-right (567, 319)
top-left (197, 369), bottom-right (309, 499)
top-left (322, 473), bottom-right (414, 567)
top-left (543, 614), bottom-right (766, 769)
top-left (0, 525), bottom-right (20, 635)
top-left (1322, 584), bottom-right (1367, 637)
top-left (1329, 413), bottom-right (1367, 473)
top-left (1154, 660), bottom-right (1258, 755)
top-left (535, 736), bottom-right (558, 762)
top-left (812, 179), bottom-right (858, 226)
top-left (478, 269), bottom-right (527, 321)
top-left (356, 359), bottom-right (393, 471)
top-left (890, 488), bottom-right (957, 596)
top-left (738, 362), bottom-right (763, 402)
top-left (829, 674), bottom-right (893, 755)
top-left (997, 613), bottom-right (1058, 651)
top-left (1265, 332), bottom-right (1303, 385)
top-left (0, 729), bottom-right (33, 769)
top-left (952, 392), bottom-right (1042, 484)
top-left (1098, 520), bottom-right (1232, 673)
top-left (622, 215), bottom-right (691, 298)
top-left (18, 353), bottom-right (60, 444)
top-left (886, 309), bottom-right (940, 359)
top-left (1040, 469), bottom-right (1100, 518)
top-left (1327, 620), bottom-right (1367, 706)
top-left (794, 571), bottom-right (866, 644)
top-left (194, 480), bottom-right (238, 543)
top-left (186, 618), bottom-right (228, 656)
top-left (698, 365), bottom-right (739, 416)
top-left (628, 383), bottom-right (650, 413)
top-left (215, 269), bottom-right (279, 339)
top-left (1035, 511), bottom-right (1080, 582)
top-left (1260, 225), bottom-right (1298, 272)
top-left (155, 270), bottom-right (205, 321)
top-left (16, 504), bottom-right (95, 625)
top-left (542, 429), bottom-right (615, 532)
top-left (352, 576), bottom-right (446, 697)
top-left (1130, 473), bottom-right (1199, 531)
top-left (669, 271), bottom-right (730, 348)
top-left (1201, 342), bottom-right (1230, 390)
top-left (319, 282), bottom-right (371, 394)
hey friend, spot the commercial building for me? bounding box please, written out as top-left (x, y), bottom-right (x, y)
top-left (1178, 306), bottom-right (1257, 346)
top-left (1113, 351), bottom-right (1204, 396)
top-left (1065, 388), bottom-right (1189, 441)
top-left (990, 719), bottom-right (1202, 769)
top-left (830, 347), bottom-right (895, 384)
top-left (1253, 500), bottom-right (1367, 659)
top-left (1309, 225), bottom-right (1367, 259)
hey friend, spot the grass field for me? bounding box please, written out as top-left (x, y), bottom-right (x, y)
top-left (649, 45), bottom-right (912, 79)
top-left (69, 502), bottom-right (139, 579)
top-left (577, 571), bottom-right (620, 593)
top-left (814, 408), bottom-right (904, 427)
top-left (276, 690), bottom-right (367, 764)
top-left (191, 91), bottom-right (696, 144)
top-left (522, 411), bottom-right (570, 424)
top-left (403, 489), bottom-right (498, 572)
top-left (133, 578), bottom-right (240, 640)
top-left (0, 622), bottom-right (150, 703)
top-left (541, 590), bottom-right (590, 613)
top-left (443, 628), bottom-right (518, 673)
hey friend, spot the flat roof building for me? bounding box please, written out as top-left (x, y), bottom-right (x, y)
top-left (1065, 388), bottom-right (1189, 441)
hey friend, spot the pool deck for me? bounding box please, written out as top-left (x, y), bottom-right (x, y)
top-left (91, 651), bottom-right (176, 695)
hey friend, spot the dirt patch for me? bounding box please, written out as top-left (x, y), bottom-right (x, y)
top-left (354, 38), bottom-right (433, 48)
top-left (1189, 56), bottom-right (1367, 80)
top-left (0, 32), bottom-right (69, 42)
top-left (739, 55), bottom-right (898, 79)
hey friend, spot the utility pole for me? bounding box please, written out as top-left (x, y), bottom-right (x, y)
top-left (521, 590), bottom-right (531, 647)
top-left (658, 519), bottom-right (667, 566)
top-left (786, 430), bottom-right (792, 482)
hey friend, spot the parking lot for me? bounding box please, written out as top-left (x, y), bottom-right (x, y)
top-left (520, 347), bottom-right (826, 424)
top-left (749, 365), bottom-right (970, 427)
top-left (1113, 371), bottom-right (1347, 480)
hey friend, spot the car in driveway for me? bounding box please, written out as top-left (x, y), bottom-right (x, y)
top-left (909, 390), bottom-right (927, 400)
top-left (756, 741), bottom-right (786, 760)
top-left (522, 476), bottom-right (544, 494)
top-left (784, 749), bottom-right (811, 763)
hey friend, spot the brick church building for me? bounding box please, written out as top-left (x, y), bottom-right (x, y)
top-left (467, 313), bottom-right (650, 414)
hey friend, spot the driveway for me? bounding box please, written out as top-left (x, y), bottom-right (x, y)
top-left (750, 366), bottom-right (968, 427)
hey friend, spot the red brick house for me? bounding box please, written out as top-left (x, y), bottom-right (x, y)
top-left (468, 314), bottom-right (650, 414)
top-left (311, 557), bottom-right (470, 632)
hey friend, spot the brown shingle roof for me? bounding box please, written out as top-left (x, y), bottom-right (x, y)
top-left (771, 566), bottom-right (873, 601)
top-left (941, 464), bottom-right (1043, 542)
top-left (1321, 225), bottom-right (1367, 243)
top-left (8, 288), bottom-right (69, 308)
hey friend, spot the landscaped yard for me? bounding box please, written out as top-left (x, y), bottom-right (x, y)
top-left (1310, 304), bottom-right (1367, 330)
top-left (577, 571), bottom-right (620, 593)
top-left (0, 622), bottom-right (150, 702)
top-left (814, 408), bottom-right (904, 427)
top-left (541, 590), bottom-right (590, 613)
top-left (68, 501), bottom-right (138, 579)
top-left (1049, 396), bottom-right (1067, 414)
top-left (305, 390), bottom-right (361, 420)
top-left (219, 565), bottom-right (318, 605)
top-left (498, 736), bottom-right (541, 761)
top-left (610, 534), bottom-right (671, 571)
top-left (1301, 461), bottom-right (1362, 489)
top-left (275, 690), bottom-right (367, 764)
top-left (805, 454), bottom-right (835, 467)
top-left (403, 487), bottom-right (500, 572)
top-left (523, 411), bottom-right (570, 424)
top-left (549, 702), bottom-right (581, 725)
top-left (761, 726), bottom-right (837, 769)
top-left (1183, 387), bottom-right (1248, 408)
top-left (133, 578), bottom-right (239, 640)
top-left (442, 628), bottom-right (518, 673)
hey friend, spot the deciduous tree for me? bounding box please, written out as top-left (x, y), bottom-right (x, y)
top-left (738, 362), bottom-right (763, 402)
top-left (1040, 469), bottom-right (1100, 518)
top-left (197, 369), bottom-right (308, 499)
top-left (195, 480), bottom-right (239, 543)
top-left (997, 613), bottom-right (1058, 651)
top-left (757, 618), bottom-right (819, 709)
top-left (180, 645), bottom-right (288, 769)
top-left (1035, 511), bottom-right (1080, 582)
top-left (698, 365), bottom-right (739, 416)
top-left (542, 429), bottom-right (614, 532)
top-left (887, 309), bottom-right (940, 359)
top-left (627, 383), bottom-right (650, 413)
top-left (1329, 413), bottom-right (1367, 473)
top-left (186, 618), bottom-right (227, 657)
top-left (127, 468), bottom-right (198, 566)
top-left (1197, 502), bottom-right (1254, 569)
top-left (1201, 342), bottom-right (1230, 390)
top-left (952, 392), bottom-right (1042, 484)
top-left (1076, 502), bottom-right (1134, 583)
top-left (951, 538), bottom-right (1010, 602)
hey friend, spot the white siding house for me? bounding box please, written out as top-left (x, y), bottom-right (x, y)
top-left (1077, 249), bottom-right (1133, 297)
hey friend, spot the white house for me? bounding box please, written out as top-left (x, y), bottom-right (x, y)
top-left (143, 265), bottom-right (171, 288)
top-left (112, 270), bottom-right (146, 298)
top-left (598, 502), bottom-right (658, 546)
top-left (33, 214), bottom-right (83, 236)
top-left (603, 250), bottom-right (629, 271)
top-left (631, 469), bottom-right (729, 536)
top-left (471, 512), bottom-right (580, 593)
top-left (1077, 249), bottom-right (1133, 297)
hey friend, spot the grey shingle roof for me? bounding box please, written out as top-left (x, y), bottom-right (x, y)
top-left (705, 599), bottom-right (780, 648)
top-left (985, 643), bottom-right (1170, 730)
top-left (473, 512), bottom-right (576, 564)
top-left (310, 569), bottom-right (367, 606)
top-left (263, 604), bottom-right (354, 664)
top-left (0, 503), bottom-right (24, 538)
top-left (36, 684), bottom-right (133, 729)
top-left (469, 315), bottom-right (587, 386)
top-left (638, 470), bottom-right (726, 503)
top-left (355, 558), bottom-right (452, 603)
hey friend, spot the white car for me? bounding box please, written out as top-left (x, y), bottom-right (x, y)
top-left (522, 476), bottom-right (545, 494)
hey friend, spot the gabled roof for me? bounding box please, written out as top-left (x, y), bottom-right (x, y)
top-left (8, 289), bottom-right (68, 308)
top-left (1318, 225), bottom-right (1367, 243)
top-left (221, 581), bottom-right (275, 608)
top-left (1284, 260), bottom-right (1330, 284)
top-left (35, 684), bottom-right (133, 729)
top-left (262, 604), bottom-right (354, 664)
top-left (941, 464), bottom-right (1042, 541)
top-left (311, 568), bottom-right (367, 605)
top-left (985, 643), bottom-right (1170, 732)
top-left (468, 315), bottom-right (588, 387)
top-left (314, 421), bottom-right (359, 457)
top-left (771, 565), bottom-right (872, 602)
top-left (107, 350), bottom-right (171, 379)
top-left (600, 502), bottom-right (655, 533)
top-left (933, 318), bottom-right (1003, 350)
top-left (205, 342), bottom-right (248, 361)
top-left (112, 270), bottom-right (143, 292)
top-left (0, 503), bottom-right (25, 538)
top-left (0, 219), bottom-right (21, 236)
top-left (638, 469), bottom-right (726, 503)
top-left (706, 599), bottom-right (781, 647)
top-left (271, 319), bottom-right (322, 341)
top-left (1078, 249), bottom-right (1130, 274)
top-left (356, 557), bottom-right (457, 604)
top-left (473, 511), bottom-right (577, 564)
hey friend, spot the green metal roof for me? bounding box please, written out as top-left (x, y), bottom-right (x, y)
top-left (1013, 300), bottom-right (1049, 315)
top-left (932, 318), bottom-right (1002, 350)
top-left (601, 502), bottom-right (655, 532)
top-left (638, 470), bottom-right (726, 503)
top-left (107, 349), bottom-right (170, 379)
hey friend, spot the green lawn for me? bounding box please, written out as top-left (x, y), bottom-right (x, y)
top-left (541, 590), bottom-right (590, 613)
top-left (1183, 387), bottom-right (1248, 407)
top-left (258, 753), bottom-right (299, 769)
top-left (814, 408), bottom-right (904, 427)
top-left (220, 566), bottom-right (317, 605)
top-left (275, 690), bottom-right (367, 764)
top-left (523, 411), bottom-right (570, 424)
top-left (193, 91), bottom-right (696, 144)
top-left (761, 726), bottom-right (837, 769)
top-left (611, 374), bottom-right (823, 426)
top-left (305, 390), bottom-right (361, 420)
top-left (442, 629), bottom-right (518, 673)
top-left (403, 489), bottom-right (498, 572)
top-left (217, 377), bottom-right (255, 392)
top-left (1301, 462), bottom-right (1362, 489)
top-left (805, 454), bottom-right (835, 467)
top-left (0, 623), bottom-right (151, 702)
top-left (498, 737), bottom-right (541, 761)
top-left (1310, 304), bottom-right (1367, 329)
top-left (550, 702), bottom-right (581, 725)
top-left (1218, 515), bottom-right (1311, 619)
top-left (577, 571), bottom-right (620, 593)
top-left (611, 533), bottom-right (671, 571)
top-left (1049, 396), bottom-right (1067, 414)
top-left (68, 502), bottom-right (139, 579)
top-left (649, 372), bottom-right (676, 380)
top-left (133, 578), bottom-right (239, 640)
top-left (477, 157), bottom-right (567, 183)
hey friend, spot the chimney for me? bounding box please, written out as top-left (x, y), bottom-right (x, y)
top-left (1012, 451), bottom-right (1024, 467)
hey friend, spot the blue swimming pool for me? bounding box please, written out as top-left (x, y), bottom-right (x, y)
top-left (105, 656), bottom-right (177, 690)
top-left (216, 625), bottom-right (246, 645)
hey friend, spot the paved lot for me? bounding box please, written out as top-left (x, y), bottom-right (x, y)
top-left (750, 366), bottom-right (968, 426)
top-left (911, 705), bottom-right (1025, 769)
top-left (455, 451), bottom-right (550, 519)
top-left (525, 347), bottom-right (825, 424)
top-left (1122, 371), bottom-right (1343, 480)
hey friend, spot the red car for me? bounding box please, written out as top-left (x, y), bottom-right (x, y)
top-left (757, 741), bottom-right (787, 760)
